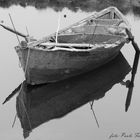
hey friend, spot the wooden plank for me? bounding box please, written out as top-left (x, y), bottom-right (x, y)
top-left (40, 42), bottom-right (94, 47)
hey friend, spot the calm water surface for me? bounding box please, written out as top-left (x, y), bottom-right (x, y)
top-left (0, 3), bottom-right (140, 140)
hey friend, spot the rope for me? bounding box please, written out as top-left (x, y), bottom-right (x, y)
top-left (12, 114), bottom-right (17, 128)
top-left (89, 101), bottom-right (100, 128)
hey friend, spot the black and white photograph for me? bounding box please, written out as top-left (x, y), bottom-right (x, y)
top-left (0, 0), bottom-right (140, 139)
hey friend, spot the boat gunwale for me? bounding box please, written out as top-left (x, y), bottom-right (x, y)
top-left (15, 38), bottom-right (127, 52)
top-left (25, 28), bottom-right (128, 51)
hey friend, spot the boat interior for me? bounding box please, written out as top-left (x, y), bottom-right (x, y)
top-left (29, 7), bottom-right (129, 50)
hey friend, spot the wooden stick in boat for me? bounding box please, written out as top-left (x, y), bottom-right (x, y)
top-left (125, 28), bottom-right (140, 112)
top-left (40, 42), bottom-right (94, 47)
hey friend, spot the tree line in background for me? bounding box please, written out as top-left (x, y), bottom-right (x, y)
top-left (0, 0), bottom-right (140, 16)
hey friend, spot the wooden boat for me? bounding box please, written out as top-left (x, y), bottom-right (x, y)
top-left (14, 7), bottom-right (131, 85)
top-left (16, 53), bottom-right (131, 138)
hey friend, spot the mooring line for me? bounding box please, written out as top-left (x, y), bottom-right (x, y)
top-left (89, 101), bottom-right (100, 128)
top-left (12, 114), bottom-right (17, 128)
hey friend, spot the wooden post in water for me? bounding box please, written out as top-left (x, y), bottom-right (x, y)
top-left (125, 28), bottom-right (140, 112)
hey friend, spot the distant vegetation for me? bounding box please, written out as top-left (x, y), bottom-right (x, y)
top-left (0, 0), bottom-right (140, 16)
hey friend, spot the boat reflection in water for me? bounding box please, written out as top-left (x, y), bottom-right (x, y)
top-left (16, 52), bottom-right (131, 138)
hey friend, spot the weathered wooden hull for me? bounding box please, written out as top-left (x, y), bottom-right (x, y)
top-left (15, 40), bottom-right (125, 85)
